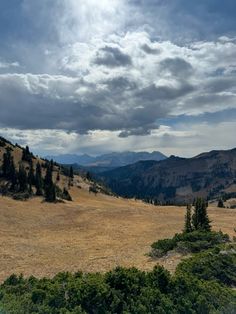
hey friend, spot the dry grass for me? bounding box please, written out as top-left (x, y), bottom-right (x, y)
top-left (0, 187), bottom-right (235, 282)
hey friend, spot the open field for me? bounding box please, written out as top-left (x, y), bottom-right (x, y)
top-left (0, 188), bottom-right (235, 282)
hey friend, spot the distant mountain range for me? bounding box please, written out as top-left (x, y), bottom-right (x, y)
top-left (46, 151), bottom-right (167, 169)
top-left (100, 148), bottom-right (236, 204)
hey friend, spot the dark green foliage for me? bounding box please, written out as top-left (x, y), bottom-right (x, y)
top-left (176, 247), bottom-right (236, 286)
top-left (86, 171), bottom-right (92, 181)
top-left (55, 186), bottom-right (73, 201)
top-left (0, 262), bottom-right (235, 314)
top-left (69, 166), bottom-right (74, 179)
top-left (0, 136), bottom-right (11, 146)
top-left (151, 231), bottom-right (229, 257)
top-left (22, 145), bottom-right (33, 162)
top-left (0, 140), bottom-right (6, 147)
top-left (27, 160), bottom-right (35, 194)
top-left (218, 199), bottom-right (224, 208)
top-left (184, 205), bottom-right (192, 233)
top-left (0, 140), bottom-right (75, 203)
top-left (44, 161), bottom-right (56, 202)
top-left (18, 164), bottom-right (28, 192)
top-left (35, 162), bottom-right (43, 196)
top-left (44, 183), bottom-right (56, 203)
top-left (1, 148), bottom-right (15, 180)
top-left (192, 198), bottom-right (211, 232)
top-left (89, 184), bottom-right (98, 194)
top-left (62, 188), bottom-right (72, 201)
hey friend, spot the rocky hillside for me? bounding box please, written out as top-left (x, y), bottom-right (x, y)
top-left (100, 148), bottom-right (236, 203)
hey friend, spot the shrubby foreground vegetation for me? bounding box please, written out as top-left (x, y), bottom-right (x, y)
top-left (0, 249), bottom-right (235, 314)
top-left (0, 199), bottom-right (235, 313)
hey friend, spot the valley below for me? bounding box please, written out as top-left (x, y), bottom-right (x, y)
top-left (0, 187), bottom-right (235, 282)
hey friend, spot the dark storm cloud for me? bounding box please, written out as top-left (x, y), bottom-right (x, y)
top-left (0, 0), bottom-right (236, 156)
top-left (0, 73), bottom-right (174, 136)
top-left (103, 77), bottom-right (137, 91)
top-left (136, 82), bottom-right (194, 102)
top-left (141, 44), bottom-right (160, 55)
top-left (94, 46), bottom-right (132, 68)
top-left (159, 57), bottom-right (193, 77)
top-left (118, 127), bottom-right (152, 137)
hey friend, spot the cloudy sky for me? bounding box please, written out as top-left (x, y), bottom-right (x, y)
top-left (1, 0), bottom-right (236, 157)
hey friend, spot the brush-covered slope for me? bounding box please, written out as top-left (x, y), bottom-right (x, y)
top-left (0, 136), bottom-right (107, 201)
top-left (101, 148), bottom-right (236, 203)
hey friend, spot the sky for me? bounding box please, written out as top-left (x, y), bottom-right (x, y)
top-left (0, 0), bottom-right (236, 157)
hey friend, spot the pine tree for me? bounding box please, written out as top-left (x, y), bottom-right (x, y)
top-left (22, 145), bottom-right (32, 162)
top-left (192, 198), bottom-right (211, 231)
top-left (28, 160), bottom-right (35, 194)
top-left (69, 166), bottom-right (74, 186)
top-left (9, 156), bottom-right (17, 191)
top-left (2, 148), bottom-right (12, 178)
top-left (62, 188), bottom-right (72, 201)
top-left (35, 162), bottom-right (43, 196)
top-left (1, 148), bottom-right (17, 191)
top-left (44, 162), bottom-right (56, 202)
top-left (18, 164), bottom-right (28, 192)
top-left (200, 200), bottom-right (211, 231)
top-left (184, 204), bottom-right (192, 233)
top-left (218, 199), bottom-right (224, 208)
top-left (69, 166), bottom-right (74, 179)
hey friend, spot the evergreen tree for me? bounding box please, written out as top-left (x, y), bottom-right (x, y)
top-left (44, 162), bottom-right (56, 202)
top-left (62, 188), bottom-right (72, 201)
top-left (1, 148), bottom-right (17, 191)
top-left (86, 171), bottom-right (92, 181)
top-left (184, 204), bottom-right (192, 233)
top-left (18, 164), bottom-right (28, 192)
top-left (192, 198), bottom-right (211, 231)
top-left (9, 157), bottom-right (17, 191)
top-left (69, 166), bottom-right (74, 186)
top-left (22, 145), bottom-right (32, 162)
top-left (2, 148), bottom-right (12, 178)
top-left (35, 162), bottom-right (43, 196)
top-left (28, 160), bottom-right (35, 194)
top-left (69, 166), bottom-right (74, 179)
top-left (154, 198), bottom-right (158, 206)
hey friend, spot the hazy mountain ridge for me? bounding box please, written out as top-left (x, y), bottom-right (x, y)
top-left (100, 148), bottom-right (236, 203)
top-left (46, 151), bottom-right (167, 168)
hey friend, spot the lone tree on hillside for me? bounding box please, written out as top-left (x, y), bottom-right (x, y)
top-left (218, 199), bottom-right (224, 208)
top-left (68, 166), bottom-right (74, 186)
top-left (192, 198), bottom-right (211, 232)
top-left (69, 166), bottom-right (74, 179)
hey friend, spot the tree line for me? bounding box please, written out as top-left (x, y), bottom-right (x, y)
top-left (0, 146), bottom-right (73, 202)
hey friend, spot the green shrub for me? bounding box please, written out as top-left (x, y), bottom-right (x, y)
top-left (150, 231), bottom-right (229, 257)
top-left (176, 247), bottom-right (236, 286)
